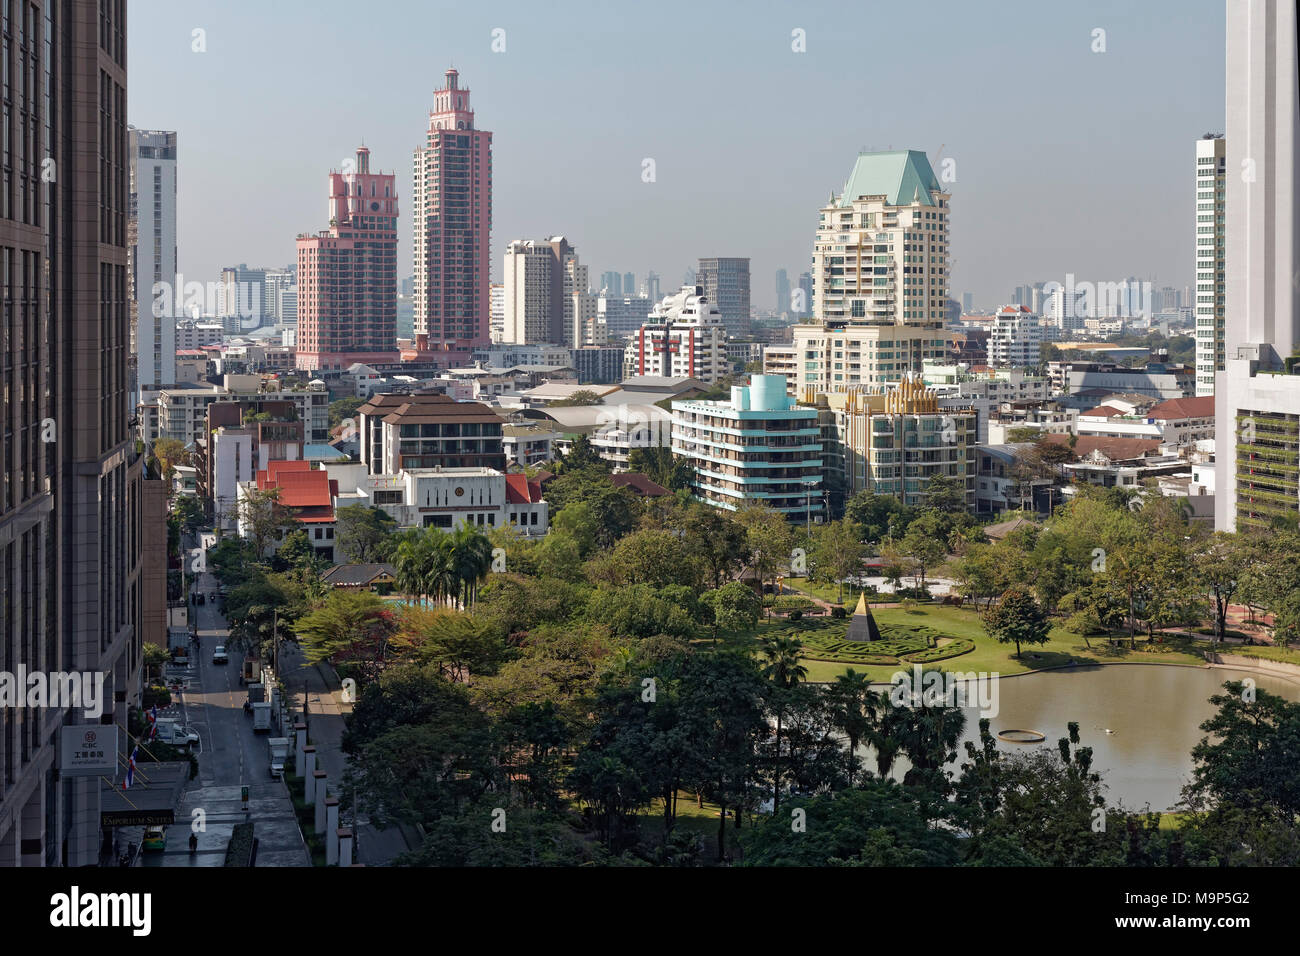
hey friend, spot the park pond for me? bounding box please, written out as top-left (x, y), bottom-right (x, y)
top-left (869, 663), bottom-right (1300, 811)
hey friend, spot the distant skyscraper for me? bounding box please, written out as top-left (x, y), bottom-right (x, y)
top-left (623, 272), bottom-right (636, 298)
top-left (129, 128), bottom-right (178, 400)
top-left (1216, 0), bottom-right (1300, 532)
top-left (219, 264), bottom-right (267, 331)
top-left (601, 271), bottom-right (622, 296)
top-left (489, 282), bottom-right (505, 343)
top-left (413, 68), bottom-right (493, 360)
top-left (684, 267), bottom-right (698, 287)
top-left (1195, 135), bottom-right (1227, 396)
top-left (265, 266), bottom-right (295, 326)
top-left (296, 146), bottom-right (399, 370)
top-left (962, 292), bottom-right (973, 313)
top-left (775, 269), bottom-right (791, 314)
top-left (697, 257), bottom-right (751, 335)
top-left (644, 271), bottom-right (661, 304)
top-left (797, 272), bottom-right (813, 318)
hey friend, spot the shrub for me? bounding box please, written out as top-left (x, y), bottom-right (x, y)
top-left (902, 639), bottom-right (976, 663)
top-left (830, 606), bottom-right (846, 620)
top-left (224, 822), bottom-right (255, 867)
top-left (788, 609), bottom-right (803, 622)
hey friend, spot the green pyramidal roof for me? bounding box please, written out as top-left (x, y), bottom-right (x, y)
top-left (837, 149), bottom-right (941, 207)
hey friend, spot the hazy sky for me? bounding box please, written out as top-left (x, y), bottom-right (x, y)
top-left (129, 0), bottom-right (1224, 312)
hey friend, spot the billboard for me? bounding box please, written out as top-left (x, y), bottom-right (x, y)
top-left (59, 724), bottom-right (118, 777)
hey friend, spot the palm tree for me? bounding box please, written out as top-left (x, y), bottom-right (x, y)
top-left (393, 529), bottom-right (430, 607)
top-left (448, 521), bottom-right (494, 609)
top-left (827, 668), bottom-right (872, 786)
top-left (759, 634), bottom-right (807, 815)
top-left (424, 531), bottom-right (459, 608)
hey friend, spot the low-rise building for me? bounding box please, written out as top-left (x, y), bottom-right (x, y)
top-left (358, 390), bottom-right (507, 475)
top-left (330, 465), bottom-right (547, 535)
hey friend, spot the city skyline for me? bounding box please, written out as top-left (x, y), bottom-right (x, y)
top-left (128, 0), bottom-right (1223, 312)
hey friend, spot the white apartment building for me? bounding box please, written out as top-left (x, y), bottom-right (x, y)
top-left (988, 305), bottom-right (1043, 368)
top-left (1076, 395), bottom-right (1216, 446)
top-left (1216, 0), bottom-right (1300, 532)
top-left (175, 319), bottom-right (224, 350)
top-left (331, 464), bottom-right (548, 535)
top-left (489, 282), bottom-right (505, 343)
top-left (792, 149), bottom-right (950, 395)
top-left (623, 284), bottom-right (728, 383)
top-left (151, 376), bottom-right (330, 446)
top-left (1195, 135), bottom-right (1227, 396)
top-left (129, 128), bottom-right (178, 401)
top-left (502, 237), bottom-right (591, 347)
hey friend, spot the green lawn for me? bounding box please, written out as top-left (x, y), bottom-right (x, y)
top-left (1209, 643), bottom-right (1300, 665)
top-left (721, 602), bottom-right (1213, 683)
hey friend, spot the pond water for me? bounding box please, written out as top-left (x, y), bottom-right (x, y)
top-left (867, 664), bottom-right (1300, 811)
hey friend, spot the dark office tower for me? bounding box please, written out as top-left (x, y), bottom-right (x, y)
top-left (775, 269), bottom-right (791, 314)
top-left (600, 270), bottom-right (621, 296)
top-left (623, 272), bottom-right (635, 298)
top-left (697, 257), bottom-right (751, 335)
top-left (0, 0), bottom-right (160, 868)
top-left (797, 271), bottom-right (813, 317)
top-left (644, 271), bottom-right (661, 304)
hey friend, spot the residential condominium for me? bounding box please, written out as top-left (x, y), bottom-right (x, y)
top-left (791, 149), bottom-right (951, 396)
top-left (697, 257), bottom-right (751, 335)
top-left (1195, 134), bottom-right (1227, 396)
top-left (129, 128), bottom-right (178, 402)
top-left (821, 376), bottom-right (976, 509)
top-left (671, 374), bottom-right (824, 519)
top-left (502, 237), bottom-right (596, 347)
top-left (357, 390), bottom-right (507, 474)
top-left (625, 284), bottom-right (728, 383)
top-left (1215, 0), bottom-right (1300, 532)
top-left (412, 69), bottom-right (493, 361)
top-left (988, 305), bottom-right (1043, 368)
top-left (295, 146), bottom-right (399, 371)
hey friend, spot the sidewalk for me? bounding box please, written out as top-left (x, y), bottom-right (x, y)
top-left (278, 641), bottom-right (413, 865)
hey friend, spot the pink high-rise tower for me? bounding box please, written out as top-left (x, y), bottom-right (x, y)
top-left (296, 145), bottom-right (399, 371)
top-left (411, 68), bottom-right (493, 362)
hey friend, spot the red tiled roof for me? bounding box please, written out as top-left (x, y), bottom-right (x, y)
top-left (610, 472), bottom-right (670, 497)
top-left (255, 461), bottom-right (335, 520)
top-left (504, 473), bottom-right (543, 504)
top-left (1080, 405), bottom-right (1125, 418)
top-left (1146, 395), bottom-right (1215, 420)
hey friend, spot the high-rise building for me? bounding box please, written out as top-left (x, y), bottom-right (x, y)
top-left (790, 150), bottom-right (950, 395)
top-left (1195, 135), bottom-right (1227, 396)
top-left (600, 271), bottom-right (622, 296)
top-left (129, 129), bottom-right (178, 401)
top-left (412, 68), bottom-right (492, 360)
top-left (0, 0), bottom-right (161, 868)
top-left (598, 293), bottom-right (654, 338)
top-left (489, 282), bottom-right (505, 343)
top-left (624, 284), bottom-right (728, 382)
top-left (1216, 0), bottom-right (1300, 532)
top-left (775, 269), bottom-right (791, 315)
top-left (697, 257), bottom-right (751, 334)
top-left (295, 146), bottom-right (399, 371)
top-left (264, 266), bottom-right (296, 326)
top-left (797, 272), bottom-right (814, 318)
top-left (962, 292), bottom-right (973, 313)
top-left (988, 306), bottom-right (1044, 367)
top-left (644, 271), bottom-right (661, 304)
top-left (623, 272), bottom-right (635, 298)
top-left (503, 237), bottom-right (594, 347)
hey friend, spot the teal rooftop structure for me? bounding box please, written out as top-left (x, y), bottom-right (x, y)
top-left (837, 149), bottom-right (941, 207)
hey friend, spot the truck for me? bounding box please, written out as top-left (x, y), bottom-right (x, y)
top-left (241, 656), bottom-right (261, 685)
top-left (252, 701), bottom-right (272, 733)
top-left (154, 718), bottom-right (200, 748)
top-left (247, 682), bottom-right (265, 706)
top-left (167, 626), bottom-right (190, 664)
top-left (267, 737), bottom-right (289, 779)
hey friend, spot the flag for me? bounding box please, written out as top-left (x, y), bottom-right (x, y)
top-left (125, 747), bottom-right (138, 790)
top-left (148, 704), bottom-right (158, 724)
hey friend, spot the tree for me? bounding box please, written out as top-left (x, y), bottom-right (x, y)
top-left (823, 669), bottom-right (872, 786)
top-left (627, 446), bottom-right (695, 492)
top-left (170, 495), bottom-right (207, 535)
top-left (295, 589), bottom-right (401, 684)
top-left (701, 582), bottom-right (761, 643)
top-left (982, 586), bottom-right (1050, 658)
top-left (921, 472), bottom-right (966, 514)
top-left (555, 433), bottom-right (608, 473)
top-left (328, 396), bottom-right (364, 428)
top-left (238, 487), bottom-right (294, 560)
top-left (546, 473), bottom-right (639, 548)
top-left (735, 500), bottom-right (795, 599)
top-left (672, 505), bottom-right (748, 589)
top-left (152, 437), bottom-right (188, 479)
top-left (446, 521), bottom-right (494, 610)
top-left (549, 389), bottom-right (604, 407)
top-left (844, 492), bottom-right (913, 545)
top-left (808, 519), bottom-right (868, 603)
top-left (335, 504), bottom-right (398, 563)
top-left (587, 527), bottom-right (698, 589)
top-left (899, 518), bottom-right (947, 593)
top-left (1192, 533), bottom-right (1246, 643)
top-left (759, 634), bottom-right (807, 815)
top-left (274, 528), bottom-right (323, 574)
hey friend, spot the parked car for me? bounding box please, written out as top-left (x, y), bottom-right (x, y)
top-left (142, 826), bottom-right (166, 852)
top-left (212, 645), bottom-right (229, 665)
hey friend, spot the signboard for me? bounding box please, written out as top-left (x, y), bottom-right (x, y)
top-left (59, 724), bottom-right (118, 777)
top-left (101, 809), bottom-right (175, 827)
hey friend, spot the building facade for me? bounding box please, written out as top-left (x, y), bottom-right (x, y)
top-left (672, 374), bottom-right (823, 518)
top-left (988, 305), bottom-right (1043, 368)
top-left (1194, 134), bottom-right (1227, 396)
top-left (296, 146), bottom-right (399, 371)
top-left (358, 391), bottom-right (507, 475)
top-left (696, 257), bottom-right (750, 335)
top-left (129, 128), bottom-right (178, 400)
top-left (412, 68), bottom-right (492, 360)
top-left (624, 284), bottom-right (728, 383)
